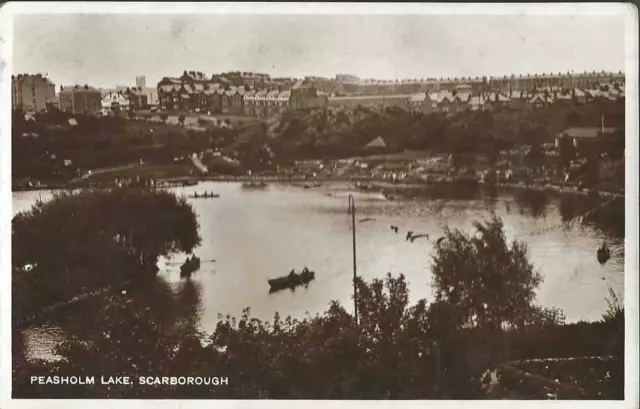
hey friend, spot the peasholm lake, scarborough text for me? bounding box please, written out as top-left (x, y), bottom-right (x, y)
top-left (30, 376), bottom-right (229, 386)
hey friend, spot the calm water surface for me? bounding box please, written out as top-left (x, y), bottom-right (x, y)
top-left (12, 182), bottom-right (624, 360)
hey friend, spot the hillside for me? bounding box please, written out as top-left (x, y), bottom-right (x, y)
top-left (262, 101), bottom-right (625, 160)
top-left (11, 100), bottom-right (625, 182)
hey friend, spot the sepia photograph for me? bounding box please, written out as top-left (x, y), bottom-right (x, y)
top-left (1, 2), bottom-right (638, 405)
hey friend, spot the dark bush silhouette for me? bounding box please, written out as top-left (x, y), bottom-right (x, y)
top-left (12, 188), bottom-right (201, 318)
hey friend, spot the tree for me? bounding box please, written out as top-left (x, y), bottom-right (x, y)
top-left (602, 127), bottom-right (625, 160)
top-left (178, 114), bottom-right (186, 127)
top-left (525, 143), bottom-right (545, 173)
top-left (431, 216), bottom-right (544, 331)
top-left (12, 189), bottom-right (201, 316)
top-left (580, 158), bottom-right (600, 186)
top-left (557, 134), bottom-right (576, 167)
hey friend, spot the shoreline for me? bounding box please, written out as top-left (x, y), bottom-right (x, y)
top-left (12, 175), bottom-right (625, 199)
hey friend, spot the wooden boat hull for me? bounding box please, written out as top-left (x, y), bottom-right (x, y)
top-left (180, 259), bottom-right (201, 277)
top-left (597, 250), bottom-right (610, 265)
top-left (268, 272), bottom-right (315, 290)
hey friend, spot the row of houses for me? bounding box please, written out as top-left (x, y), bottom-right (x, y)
top-left (156, 79), bottom-right (625, 117)
top-left (161, 70), bottom-right (296, 90)
top-left (157, 73), bottom-right (329, 116)
top-left (319, 85), bottom-right (625, 114)
top-left (12, 68), bottom-right (625, 115)
top-left (159, 69), bottom-right (626, 97)
top-left (313, 70), bottom-right (626, 95)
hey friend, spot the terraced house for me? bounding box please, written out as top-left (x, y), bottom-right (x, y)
top-left (243, 89), bottom-right (294, 117)
top-left (490, 70), bottom-right (625, 93)
top-left (222, 87), bottom-right (245, 115)
top-left (123, 87), bottom-right (149, 110)
top-left (158, 71), bottom-right (327, 117)
top-left (11, 73), bottom-right (56, 112)
top-left (59, 84), bottom-right (102, 115)
top-left (100, 87), bottom-right (149, 115)
top-left (158, 70), bottom-right (216, 112)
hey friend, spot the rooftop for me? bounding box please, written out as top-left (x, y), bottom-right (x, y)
top-left (558, 127), bottom-right (618, 139)
top-left (60, 85), bottom-right (100, 93)
top-left (12, 74), bottom-right (55, 85)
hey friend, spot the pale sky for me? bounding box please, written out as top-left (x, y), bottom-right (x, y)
top-left (13, 14), bottom-right (626, 89)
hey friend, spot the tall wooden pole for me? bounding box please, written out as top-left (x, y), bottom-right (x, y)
top-left (349, 194), bottom-right (358, 326)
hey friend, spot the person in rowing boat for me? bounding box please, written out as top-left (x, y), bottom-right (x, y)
top-left (597, 241), bottom-right (611, 264)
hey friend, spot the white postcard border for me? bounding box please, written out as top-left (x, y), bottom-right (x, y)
top-left (0, 2), bottom-right (637, 409)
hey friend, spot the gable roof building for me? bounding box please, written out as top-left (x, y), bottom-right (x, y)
top-left (364, 136), bottom-right (387, 150)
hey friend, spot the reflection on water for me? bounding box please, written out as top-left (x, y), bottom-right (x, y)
top-left (20, 274), bottom-right (204, 361)
top-left (512, 189), bottom-right (550, 219)
top-left (12, 183), bottom-right (625, 361)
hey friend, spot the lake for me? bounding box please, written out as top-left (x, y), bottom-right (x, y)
top-left (12, 182), bottom-right (625, 360)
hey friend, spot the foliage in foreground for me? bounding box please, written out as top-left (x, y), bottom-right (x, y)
top-left (12, 209), bottom-right (623, 399)
top-left (12, 188), bottom-right (201, 320)
top-left (431, 217), bottom-right (563, 330)
top-left (13, 273), bottom-right (623, 399)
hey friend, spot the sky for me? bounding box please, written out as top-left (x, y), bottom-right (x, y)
top-left (12, 13), bottom-right (627, 89)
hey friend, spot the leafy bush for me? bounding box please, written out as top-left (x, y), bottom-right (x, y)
top-left (12, 188), bottom-right (201, 318)
top-left (431, 216), bottom-right (550, 330)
